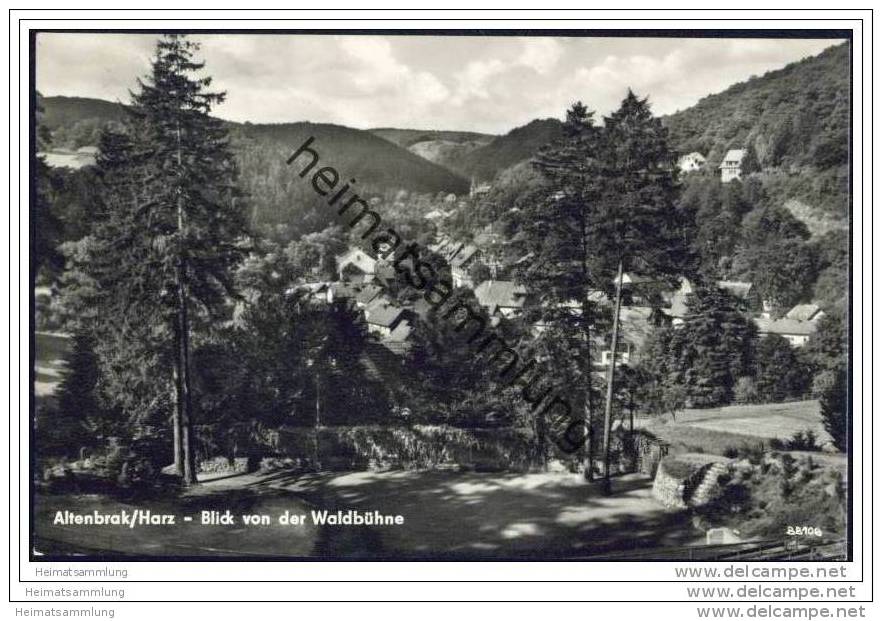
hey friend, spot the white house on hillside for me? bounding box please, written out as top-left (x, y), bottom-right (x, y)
top-left (336, 247), bottom-right (377, 281)
top-left (678, 152), bottom-right (706, 173)
top-left (450, 244), bottom-right (481, 287)
top-left (474, 280), bottom-right (526, 318)
top-left (785, 303), bottom-right (826, 323)
top-left (720, 149), bottom-right (745, 183)
top-left (754, 317), bottom-right (818, 348)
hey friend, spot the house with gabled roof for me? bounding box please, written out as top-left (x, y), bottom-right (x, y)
top-left (353, 283), bottom-right (383, 308)
top-left (381, 320), bottom-right (413, 355)
top-left (720, 149), bottom-right (745, 183)
top-left (754, 316), bottom-right (818, 348)
top-left (363, 298), bottom-right (408, 337)
top-left (450, 244), bottom-right (482, 287)
top-left (678, 151), bottom-right (706, 173)
top-left (336, 247), bottom-right (377, 281)
top-left (474, 280), bottom-right (527, 318)
top-left (785, 303), bottom-right (825, 322)
top-left (718, 280), bottom-right (764, 313)
top-left (599, 306), bottom-right (659, 366)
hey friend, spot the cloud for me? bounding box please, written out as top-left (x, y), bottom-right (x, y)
top-left (518, 38), bottom-right (563, 74)
top-left (35, 34), bottom-right (843, 133)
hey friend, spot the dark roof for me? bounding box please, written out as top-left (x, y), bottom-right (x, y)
top-left (718, 280), bottom-right (754, 299)
top-left (354, 284), bottom-right (383, 306)
top-left (359, 342), bottom-right (405, 383)
top-left (384, 320), bottom-right (412, 343)
top-left (328, 282), bottom-right (361, 300)
top-left (364, 299), bottom-right (407, 328)
top-left (451, 244), bottom-right (480, 268)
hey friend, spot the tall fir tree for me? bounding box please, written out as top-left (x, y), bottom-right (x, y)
top-left (665, 286), bottom-right (757, 407)
top-left (587, 91), bottom-right (691, 491)
top-left (506, 102), bottom-right (607, 478)
top-left (75, 35), bottom-right (249, 484)
top-left (754, 334), bottom-right (810, 402)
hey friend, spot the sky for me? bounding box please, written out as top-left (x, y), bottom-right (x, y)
top-left (35, 33), bottom-right (844, 134)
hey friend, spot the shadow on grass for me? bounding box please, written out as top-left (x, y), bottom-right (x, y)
top-left (249, 470), bottom-right (698, 559)
top-left (34, 469), bottom-right (699, 560)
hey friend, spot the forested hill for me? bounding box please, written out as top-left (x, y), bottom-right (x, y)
top-left (229, 121), bottom-right (469, 236)
top-left (450, 118), bottom-right (564, 182)
top-left (663, 42), bottom-right (850, 221)
top-left (40, 96), bottom-right (469, 197)
top-left (368, 128), bottom-right (494, 148)
top-left (664, 42), bottom-right (849, 168)
top-left (232, 121), bottom-right (469, 195)
top-left (40, 95), bottom-right (470, 238)
top-left (369, 127), bottom-right (495, 174)
top-left (40, 95), bottom-right (128, 128)
top-left (39, 95), bottom-right (128, 147)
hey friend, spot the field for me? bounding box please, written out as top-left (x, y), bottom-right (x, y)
top-left (637, 400), bottom-right (834, 456)
top-left (34, 331), bottom-right (71, 399)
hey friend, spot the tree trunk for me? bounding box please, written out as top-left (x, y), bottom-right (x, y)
top-left (629, 396), bottom-right (635, 434)
top-left (314, 375), bottom-right (321, 472)
top-left (172, 350), bottom-right (183, 475)
top-left (580, 202), bottom-right (595, 481)
top-left (582, 316), bottom-right (595, 481)
top-left (174, 119), bottom-right (197, 486)
top-left (176, 261), bottom-right (197, 485)
top-left (602, 259), bottom-right (625, 495)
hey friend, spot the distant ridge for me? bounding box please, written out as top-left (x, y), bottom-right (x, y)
top-left (40, 95), bottom-right (470, 197)
top-left (446, 118), bottom-right (565, 182)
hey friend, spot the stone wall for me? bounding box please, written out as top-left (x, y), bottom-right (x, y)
top-left (652, 454), bottom-right (732, 509)
top-left (257, 425), bottom-right (541, 473)
top-left (652, 459), bottom-right (689, 509)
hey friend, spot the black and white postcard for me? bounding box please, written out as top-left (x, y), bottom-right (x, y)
top-left (15, 16), bottom-right (872, 616)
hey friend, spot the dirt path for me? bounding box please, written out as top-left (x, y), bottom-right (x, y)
top-left (34, 470), bottom-right (701, 559)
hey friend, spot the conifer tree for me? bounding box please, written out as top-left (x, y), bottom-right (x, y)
top-left (507, 102), bottom-right (607, 478)
top-left (665, 286), bottom-right (757, 407)
top-left (820, 365), bottom-right (848, 452)
top-left (755, 334), bottom-right (810, 402)
top-left (76, 35), bottom-right (248, 484)
top-left (594, 91), bottom-right (691, 492)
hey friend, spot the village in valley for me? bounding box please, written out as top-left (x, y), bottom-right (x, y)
top-left (315, 149), bottom-right (826, 367)
top-left (32, 35), bottom-right (850, 560)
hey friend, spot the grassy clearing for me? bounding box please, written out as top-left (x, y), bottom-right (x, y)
top-left (637, 400), bottom-right (833, 456)
top-left (34, 332), bottom-right (71, 399)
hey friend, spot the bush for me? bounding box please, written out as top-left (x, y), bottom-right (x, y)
top-left (811, 369), bottom-right (838, 398)
top-left (786, 429), bottom-right (820, 451)
top-left (734, 376), bottom-right (759, 404)
top-left (699, 453), bottom-right (846, 539)
top-left (262, 425), bottom-right (541, 472)
top-left (722, 442), bottom-right (766, 464)
top-left (820, 366), bottom-right (848, 452)
top-left (104, 436), bottom-right (166, 489)
top-left (117, 455), bottom-right (158, 488)
top-left (755, 334), bottom-right (810, 403)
